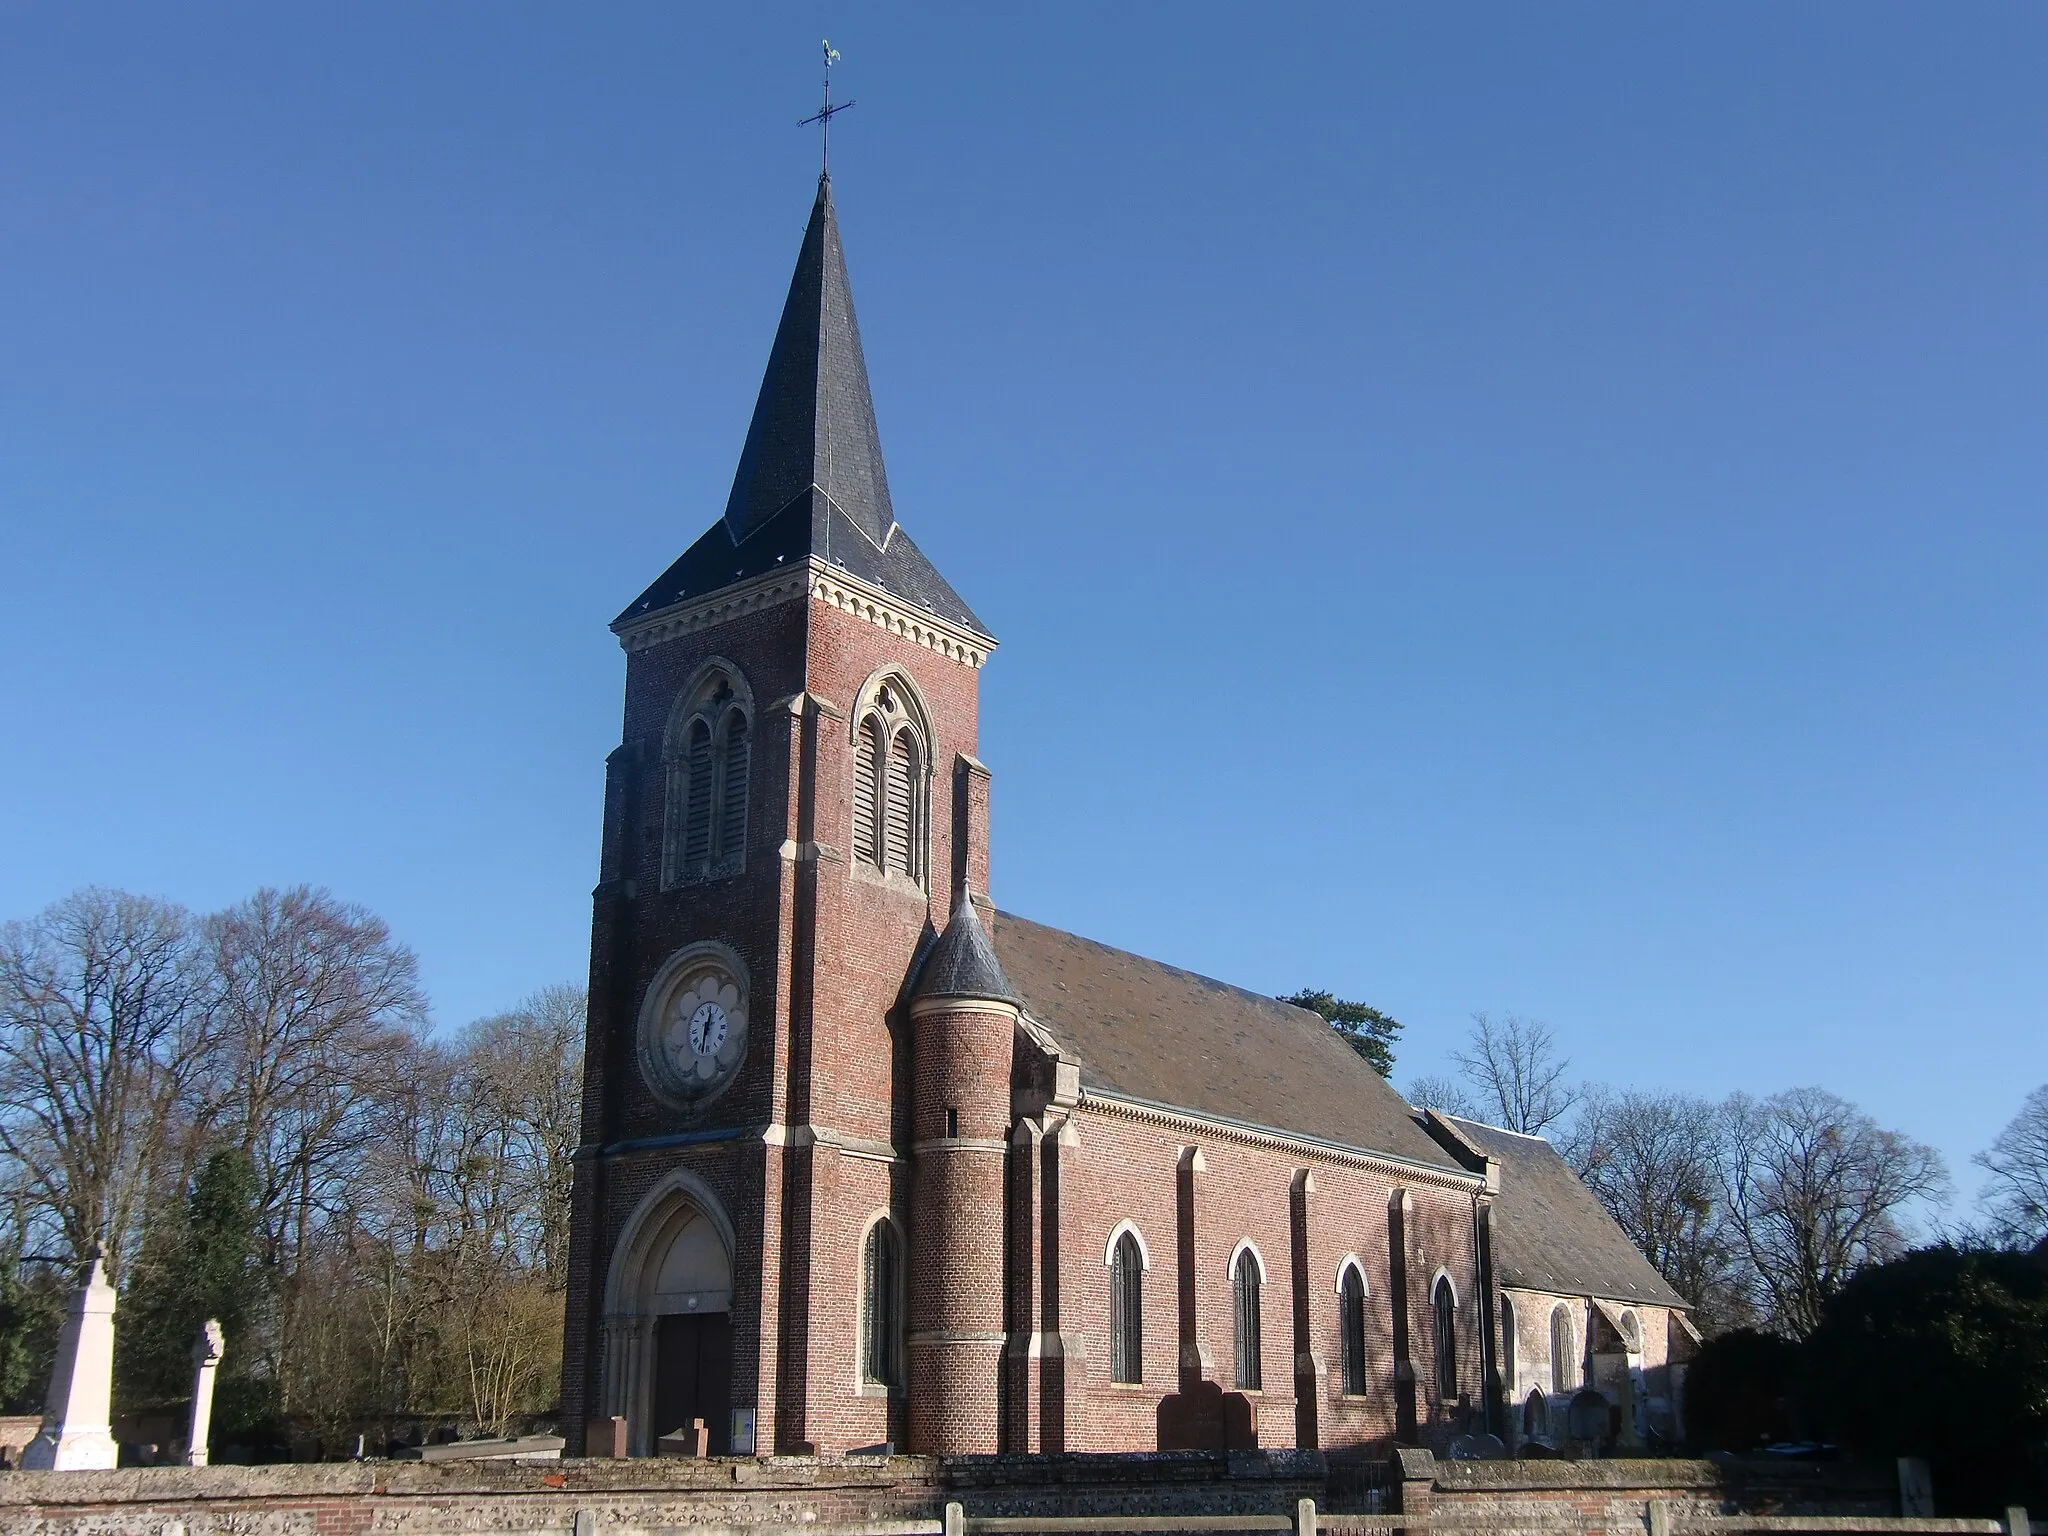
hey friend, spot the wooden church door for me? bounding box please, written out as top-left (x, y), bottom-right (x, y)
top-left (652, 1313), bottom-right (733, 1453)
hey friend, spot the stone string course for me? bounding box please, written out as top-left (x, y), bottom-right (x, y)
top-left (0, 1452), bottom-right (1900, 1536)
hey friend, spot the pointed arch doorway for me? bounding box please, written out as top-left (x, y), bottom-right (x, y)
top-left (601, 1170), bottom-right (737, 1455)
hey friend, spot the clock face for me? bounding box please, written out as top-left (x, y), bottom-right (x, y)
top-left (638, 955), bottom-right (749, 1110)
top-left (688, 1001), bottom-right (728, 1057)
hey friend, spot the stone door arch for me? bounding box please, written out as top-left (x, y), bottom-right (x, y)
top-left (600, 1170), bottom-right (736, 1455)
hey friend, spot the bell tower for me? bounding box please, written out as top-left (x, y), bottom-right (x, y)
top-left (561, 174), bottom-right (999, 1456)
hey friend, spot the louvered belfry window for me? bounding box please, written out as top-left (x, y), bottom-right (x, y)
top-left (885, 730), bottom-right (918, 877)
top-left (682, 720), bottom-right (714, 868)
top-left (852, 678), bottom-right (927, 885)
top-left (1340, 1265), bottom-right (1369, 1395)
top-left (1433, 1277), bottom-right (1458, 1400)
top-left (853, 718), bottom-right (883, 865)
top-left (718, 709), bottom-right (749, 861)
top-left (1232, 1249), bottom-right (1262, 1391)
top-left (663, 668), bottom-right (752, 886)
top-left (1110, 1231), bottom-right (1143, 1384)
top-left (861, 1219), bottom-right (901, 1387)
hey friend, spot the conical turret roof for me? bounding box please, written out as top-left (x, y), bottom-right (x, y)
top-left (912, 890), bottom-right (1019, 1007)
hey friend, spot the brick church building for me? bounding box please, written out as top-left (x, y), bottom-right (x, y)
top-left (561, 176), bottom-right (1690, 1461)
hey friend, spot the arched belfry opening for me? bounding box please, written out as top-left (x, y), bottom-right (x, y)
top-left (600, 1171), bottom-right (737, 1455)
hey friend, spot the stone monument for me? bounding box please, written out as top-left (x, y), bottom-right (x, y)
top-left (21, 1256), bottom-right (119, 1471)
top-left (184, 1319), bottom-right (225, 1467)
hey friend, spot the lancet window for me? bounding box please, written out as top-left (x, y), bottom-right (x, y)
top-left (1550, 1304), bottom-right (1578, 1394)
top-left (1110, 1230), bottom-right (1144, 1384)
top-left (1433, 1275), bottom-right (1458, 1400)
top-left (1339, 1262), bottom-right (1369, 1396)
top-left (861, 1217), bottom-right (904, 1389)
top-left (1232, 1246), bottom-right (1263, 1392)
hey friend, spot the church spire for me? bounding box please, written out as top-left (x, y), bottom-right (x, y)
top-left (615, 179), bottom-right (989, 643)
top-left (722, 173), bottom-right (895, 549)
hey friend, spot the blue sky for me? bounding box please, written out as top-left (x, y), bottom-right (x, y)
top-left (2, 5), bottom-right (2042, 1217)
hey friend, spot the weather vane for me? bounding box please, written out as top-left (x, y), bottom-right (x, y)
top-left (798, 39), bottom-right (855, 176)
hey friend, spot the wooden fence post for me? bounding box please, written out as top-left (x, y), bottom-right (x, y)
top-left (2004, 1508), bottom-right (2029, 1536)
top-left (1298, 1498), bottom-right (1319, 1536)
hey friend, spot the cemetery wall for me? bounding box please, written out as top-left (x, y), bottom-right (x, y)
top-left (0, 1450), bottom-right (1902, 1536)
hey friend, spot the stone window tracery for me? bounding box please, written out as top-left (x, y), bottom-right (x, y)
top-left (663, 664), bottom-right (752, 886)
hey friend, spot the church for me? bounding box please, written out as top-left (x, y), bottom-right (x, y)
top-left (560, 175), bottom-right (1693, 1461)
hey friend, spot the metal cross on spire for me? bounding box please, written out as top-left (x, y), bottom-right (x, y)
top-left (798, 39), bottom-right (855, 176)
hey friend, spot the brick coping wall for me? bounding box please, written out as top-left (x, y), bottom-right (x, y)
top-left (0, 1451), bottom-right (1322, 1535)
top-left (0, 1451), bottom-right (1896, 1536)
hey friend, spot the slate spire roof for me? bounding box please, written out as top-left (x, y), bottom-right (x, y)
top-left (912, 891), bottom-right (1020, 1007)
top-left (615, 175), bottom-right (989, 638)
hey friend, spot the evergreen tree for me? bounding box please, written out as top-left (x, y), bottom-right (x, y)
top-left (117, 1150), bottom-right (271, 1436)
top-left (1282, 990), bottom-right (1403, 1078)
top-left (1803, 1246), bottom-right (2048, 1514)
top-left (0, 1264), bottom-right (63, 1413)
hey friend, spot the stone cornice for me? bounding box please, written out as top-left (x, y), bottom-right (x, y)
top-left (613, 557), bottom-right (995, 668)
top-left (1078, 1089), bottom-right (1486, 1192)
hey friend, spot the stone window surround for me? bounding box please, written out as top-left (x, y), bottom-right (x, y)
top-left (848, 663), bottom-right (933, 891)
top-left (661, 658), bottom-right (755, 890)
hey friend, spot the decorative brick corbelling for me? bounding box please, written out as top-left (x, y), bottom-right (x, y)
top-left (614, 559), bottom-right (995, 668)
top-left (807, 567), bottom-right (993, 668)
top-left (1078, 1090), bottom-right (1487, 1193)
top-left (614, 566), bottom-right (814, 652)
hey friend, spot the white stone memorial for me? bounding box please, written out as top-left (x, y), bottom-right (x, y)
top-left (184, 1319), bottom-right (225, 1467)
top-left (22, 1257), bottom-right (119, 1471)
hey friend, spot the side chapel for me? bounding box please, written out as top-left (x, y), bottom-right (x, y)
top-left (560, 176), bottom-right (1692, 1459)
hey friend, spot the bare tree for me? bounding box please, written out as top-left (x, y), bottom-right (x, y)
top-left (1566, 1086), bottom-right (1750, 1332)
top-left (1974, 1083), bottom-right (2048, 1249)
top-left (0, 890), bottom-right (212, 1279)
top-left (1452, 1011), bottom-right (1579, 1135)
top-left (456, 987), bottom-right (584, 1284)
top-left (1403, 1074), bottom-right (1479, 1120)
top-left (193, 887), bottom-right (428, 1409)
top-left (1720, 1086), bottom-right (1949, 1337)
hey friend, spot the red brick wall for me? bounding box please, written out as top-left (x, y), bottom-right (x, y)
top-left (1048, 1106), bottom-right (1484, 1456)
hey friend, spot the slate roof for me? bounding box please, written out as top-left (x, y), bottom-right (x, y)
top-left (912, 895), bottom-right (1019, 1006)
top-left (991, 912), bottom-right (1464, 1173)
top-left (1443, 1115), bottom-right (1688, 1309)
top-left (615, 176), bottom-right (988, 639)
